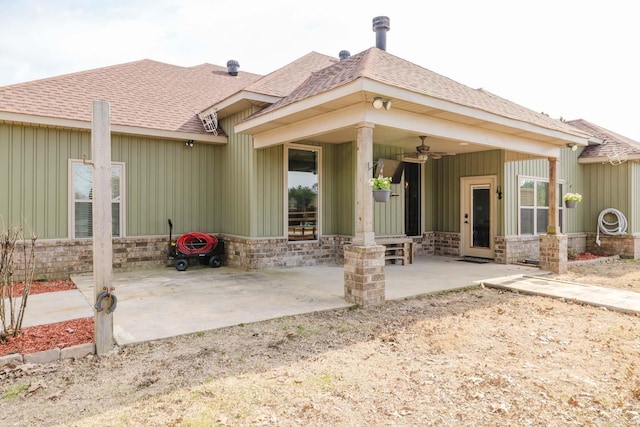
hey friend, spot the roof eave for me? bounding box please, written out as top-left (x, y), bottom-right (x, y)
top-left (236, 77), bottom-right (591, 146)
top-left (0, 112), bottom-right (227, 144)
top-left (202, 91), bottom-right (283, 120)
top-left (578, 154), bottom-right (640, 164)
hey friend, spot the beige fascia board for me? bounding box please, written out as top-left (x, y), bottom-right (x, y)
top-left (368, 106), bottom-right (563, 158)
top-left (251, 102), bottom-right (562, 158)
top-left (237, 76), bottom-right (589, 146)
top-left (361, 80), bottom-right (591, 146)
top-left (578, 154), bottom-right (640, 164)
top-left (201, 91), bottom-right (282, 118)
top-left (111, 125), bottom-right (227, 144)
top-left (0, 111), bottom-right (226, 144)
top-left (252, 103), bottom-right (367, 148)
top-left (235, 80), bottom-right (365, 133)
top-left (0, 111), bottom-right (90, 130)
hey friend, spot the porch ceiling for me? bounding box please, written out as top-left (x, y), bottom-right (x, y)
top-left (235, 79), bottom-right (591, 158)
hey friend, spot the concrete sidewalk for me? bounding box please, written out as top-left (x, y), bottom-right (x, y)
top-left (479, 274), bottom-right (640, 315)
top-left (20, 290), bottom-right (93, 328)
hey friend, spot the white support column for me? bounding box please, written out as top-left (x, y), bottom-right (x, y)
top-left (540, 156), bottom-right (567, 274)
top-left (92, 100), bottom-right (114, 355)
top-left (344, 122), bottom-right (386, 306)
top-left (353, 122), bottom-right (376, 247)
top-left (547, 157), bottom-right (559, 235)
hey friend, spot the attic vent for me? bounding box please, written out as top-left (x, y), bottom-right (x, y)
top-left (198, 110), bottom-right (218, 135)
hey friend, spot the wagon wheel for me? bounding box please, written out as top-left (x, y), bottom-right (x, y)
top-left (175, 259), bottom-right (189, 271)
top-left (209, 256), bottom-right (222, 268)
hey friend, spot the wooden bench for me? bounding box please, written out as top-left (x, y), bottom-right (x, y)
top-left (376, 237), bottom-right (414, 265)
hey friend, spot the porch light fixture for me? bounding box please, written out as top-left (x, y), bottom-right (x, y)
top-left (372, 97), bottom-right (391, 110)
top-left (496, 185), bottom-right (503, 200)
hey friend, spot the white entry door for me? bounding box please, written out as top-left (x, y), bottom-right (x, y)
top-left (460, 176), bottom-right (496, 259)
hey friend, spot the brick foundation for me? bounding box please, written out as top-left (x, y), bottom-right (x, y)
top-left (11, 236), bottom-right (170, 280)
top-left (433, 232), bottom-right (460, 256)
top-left (539, 234), bottom-right (568, 274)
top-left (494, 233), bottom-right (587, 264)
top-left (343, 245), bottom-right (386, 306)
top-left (585, 233), bottom-right (640, 259)
top-left (13, 229), bottom-right (603, 280)
top-left (494, 235), bottom-right (540, 264)
top-left (223, 235), bottom-right (351, 270)
top-left (411, 232), bottom-right (435, 256)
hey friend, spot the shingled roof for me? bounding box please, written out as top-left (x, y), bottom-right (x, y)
top-left (567, 119), bottom-right (640, 159)
top-left (243, 51), bottom-right (337, 98)
top-left (247, 47), bottom-right (587, 138)
top-left (0, 59), bottom-right (262, 135)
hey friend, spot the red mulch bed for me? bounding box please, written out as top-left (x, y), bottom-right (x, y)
top-left (571, 252), bottom-right (605, 261)
top-left (7, 279), bottom-right (77, 297)
top-left (0, 318), bottom-right (94, 356)
top-left (1, 279), bottom-right (95, 357)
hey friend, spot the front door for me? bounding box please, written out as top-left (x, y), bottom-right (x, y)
top-left (461, 176), bottom-right (496, 259)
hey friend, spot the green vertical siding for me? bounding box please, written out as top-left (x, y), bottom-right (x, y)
top-left (433, 150), bottom-right (503, 233)
top-left (255, 144), bottom-right (283, 237)
top-left (503, 148), bottom-right (584, 235)
top-left (113, 134), bottom-right (222, 236)
top-left (220, 110), bottom-right (255, 237)
top-left (582, 161), bottom-right (632, 233)
top-left (328, 141), bottom-right (355, 235)
top-left (632, 162), bottom-right (640, 234)
top-left (559, 148), bottom-right (584, 233)
top-left (373, 145), bottom-right (405, 236)
top-left (423, 159), bottom-right (436, 231)
top-left (0, 124), bottom-right (90, 238)
top-left (0, 122), bottom-right (225, 239)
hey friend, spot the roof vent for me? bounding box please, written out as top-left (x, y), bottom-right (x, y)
top-left (372, 16), bottom-right (390, 51)
top-left (339, 50), bottom-right (351, 60)
top-left (226, 60), bottom-right (240, 76)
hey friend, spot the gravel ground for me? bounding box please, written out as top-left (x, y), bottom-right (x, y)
top-left (1, 260), bottom-right (639, 427)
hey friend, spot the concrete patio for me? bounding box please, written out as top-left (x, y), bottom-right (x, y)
top-left (27, 256), bottom-right (536, 346)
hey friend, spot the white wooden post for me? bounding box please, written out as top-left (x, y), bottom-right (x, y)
top-left (353, 122), bottom-right (376, 246)
top-left (92, 100), bottom-right (114, 355)
top-left (547, 157), bottom-right (559, 235)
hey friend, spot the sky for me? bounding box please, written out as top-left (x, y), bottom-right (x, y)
top-left (1, 0), bottom-right (639, 141)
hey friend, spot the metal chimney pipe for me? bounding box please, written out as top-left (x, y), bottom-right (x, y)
top-left (372, 16), bottom-right (390, 51)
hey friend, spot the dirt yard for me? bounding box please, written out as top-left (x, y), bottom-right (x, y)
top-left (1, 260), bottom-right (640, 426)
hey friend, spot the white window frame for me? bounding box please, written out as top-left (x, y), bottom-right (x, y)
top-left (517, 175), bottom-right (564, 235)
top-left (68, 159), bottom-right (126, 239)
top-left (284, 144), bottom-right (321, 242)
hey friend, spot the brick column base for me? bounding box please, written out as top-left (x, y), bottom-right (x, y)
top-left (539, 234), bottom-right (568, 274)
top-left (344, 245), bottom-right (385, 306)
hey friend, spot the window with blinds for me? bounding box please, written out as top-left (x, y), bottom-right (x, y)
top-left (70, 160), bottom-right (124, 238)
top-left (518, 176), bottom-right (563, 235)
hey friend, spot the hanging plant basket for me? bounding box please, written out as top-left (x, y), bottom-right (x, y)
top-left (372, 189), bottom-right (391, 202)
top-left (565, 200), bottom-right (578, 209)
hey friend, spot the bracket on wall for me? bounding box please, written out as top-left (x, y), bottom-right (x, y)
top-left (82, 153), bottom-right (94, 166)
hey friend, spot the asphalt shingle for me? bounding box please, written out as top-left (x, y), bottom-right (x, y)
top-left (568, 119), bottom-right (640, 159)
top-left (0, 60), bottom-right (262, 135)
top-left (248, 47), bottom-right (587, 138)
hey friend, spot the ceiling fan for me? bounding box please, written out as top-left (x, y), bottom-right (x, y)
top-left (403, 136), bottom-right (456, 161)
